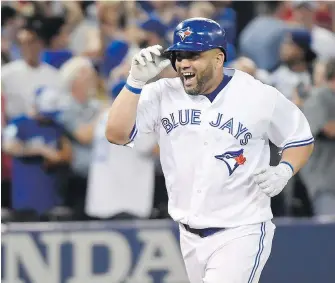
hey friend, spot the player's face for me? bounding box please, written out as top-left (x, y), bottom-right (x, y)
top-left (175, 50), bottom-right (223, 95)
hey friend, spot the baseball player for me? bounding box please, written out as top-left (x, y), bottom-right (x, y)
top-left (106, 18), bottom-right (314, 283)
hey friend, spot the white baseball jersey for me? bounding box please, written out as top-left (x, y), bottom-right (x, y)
top-left (135, 68), bottom-right (313, 228)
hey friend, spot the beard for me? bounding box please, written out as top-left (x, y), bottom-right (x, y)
top-left (179, 65), bottom-right (215, 96)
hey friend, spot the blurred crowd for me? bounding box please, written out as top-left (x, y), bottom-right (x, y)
top-left (1, 1), bottom-right (335, 222)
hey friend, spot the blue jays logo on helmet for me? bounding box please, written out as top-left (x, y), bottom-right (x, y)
top-left (177, 27), bottom-right (193, 41)
top-left (215, 149), bottom-right (247, 176)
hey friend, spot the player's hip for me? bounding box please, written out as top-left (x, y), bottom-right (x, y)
top-left (178, 220), bottom-right (275, 243)
top-left (179, 220), bottom-right (276, 282)
top-left (179, 221), bottom-right (275, 283)
top-left (171, 206), bottom-right (274, 230)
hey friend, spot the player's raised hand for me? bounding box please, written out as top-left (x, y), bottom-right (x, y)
top-left (253, 163), bottom-right (293, 197)
top-left (127, 45), bottom-right (171, 90)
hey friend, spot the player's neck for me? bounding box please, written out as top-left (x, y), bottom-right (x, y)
top-left (202, 73), bottom-right (224, 95)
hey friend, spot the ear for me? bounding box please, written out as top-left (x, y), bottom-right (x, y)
top-left (216, 52), bottom-right (224, 67)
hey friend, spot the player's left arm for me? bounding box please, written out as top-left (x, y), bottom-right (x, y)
top-left (254, 86), bottom-right (314, 197)
top-left (279, 142), bottom-right (314, 175)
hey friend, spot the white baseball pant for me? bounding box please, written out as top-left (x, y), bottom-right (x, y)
top-left (179, 221), bottom-right (275, 283)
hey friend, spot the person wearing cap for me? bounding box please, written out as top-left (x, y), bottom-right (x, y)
top-left (269, 28), bottom-right (316, 101)
top-left (1, 15), bottom-right (64, 120)
top-left (291, 1), bottom-right (335, 60)
top-left (2, 87), bottom-right (72, 216)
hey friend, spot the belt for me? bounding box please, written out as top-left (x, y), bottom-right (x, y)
top-left (182, 224), bottom-right (224, 238)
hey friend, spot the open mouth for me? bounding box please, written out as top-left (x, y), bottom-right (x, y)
top-left (182, 72), bottom-right (196, 86)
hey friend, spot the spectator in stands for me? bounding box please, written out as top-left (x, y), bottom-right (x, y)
top-left (1, 5), bottom-right (22, 64)
top-left (269, 30), bottom-right (316, 216)
top-left (2, 87), bottom-right (72, 217)
top-left (299, 58), bottom-right (335, 216)
top-left (1, 15), bottom-right (64, 120)
top-left (189, 2), bottom-right (215, 19)
top-left (63, 1), bottom-right (100, 56)
top-left (57, 56), bottom-right (103, 218)
top-left (212, 1), bottom-right (237, 45)
top-left (145, 1), bottom-right (187, 30)
top-left (41, 16), bottom-right (73, 69)
top-left (188, 2), bottom-right (236, 63)
top-left (239, 1), bottom-right (287, 72)
top-left (137, 17), bottom-right (169, 48)
top-left (291, 1), bottom-right (335, 60)
top-left (229, 56), bottom-right (271, 84)
top-left (101, 40), bottom-right (130, 79)
top-left (313, 60), bottom-right (327, 87)
top-left (85, 82), bottom-right (155, 220)
top-left (269, 28), bottom-right (316, 101)
top-left (230, 56), bottom-right (257, 77)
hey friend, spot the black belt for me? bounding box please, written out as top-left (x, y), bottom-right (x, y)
top-left (182, 224), bottom-right (224, 238)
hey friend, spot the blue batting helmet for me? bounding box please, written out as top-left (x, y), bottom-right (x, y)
top-left (163, 17), bottom-right (228, 70)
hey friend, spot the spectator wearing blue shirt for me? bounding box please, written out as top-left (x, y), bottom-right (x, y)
top-left (2, 88), bottom-right (72, 216)
top-left (239, 1), bottom-right (287, 71)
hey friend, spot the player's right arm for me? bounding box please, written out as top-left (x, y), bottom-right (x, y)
top-left (105, 45), bottom-right (170, 145)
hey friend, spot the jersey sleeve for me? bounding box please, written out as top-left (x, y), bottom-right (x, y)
top-left (135, 81), bottom-right (161, 134)
top-left (266, 86), bottom-right (314, 151)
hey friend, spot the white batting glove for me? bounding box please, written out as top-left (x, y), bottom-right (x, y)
top-left (253, 163), bottom-right (294, 197)
top-left (126, 45), bottom-right (171, 90)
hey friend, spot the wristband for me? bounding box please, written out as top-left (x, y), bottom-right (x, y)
top-left (279, 161), bottom-right (294, 175)
top-left (125, 83), bottom-right (142, 95)
top-left (126, 76), bottom-right (146, 95)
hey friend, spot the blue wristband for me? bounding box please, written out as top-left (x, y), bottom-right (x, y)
top-left (280, 161), bottom-right (294, 174)
top-left (125, 83), bottom-right (142, 95)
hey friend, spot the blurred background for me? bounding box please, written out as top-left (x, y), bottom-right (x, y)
top-left (1, 1), bottom-right (335, 283)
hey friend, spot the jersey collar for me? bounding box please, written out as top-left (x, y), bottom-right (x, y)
top-left (203, 69), bottom-right (235, 103)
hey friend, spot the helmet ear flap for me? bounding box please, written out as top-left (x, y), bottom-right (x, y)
top-left (170, 52), bottom-right (177, 71)
top-left (162, 51), bottom-right (177, 71)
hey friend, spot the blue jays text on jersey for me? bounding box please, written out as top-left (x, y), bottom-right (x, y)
top-left (161, 109), bottom-right (253, 146)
